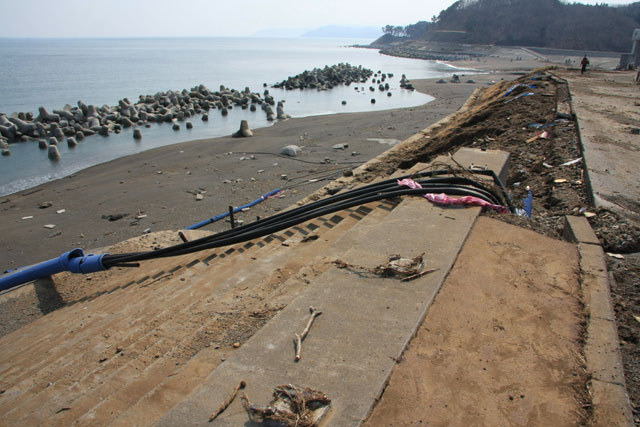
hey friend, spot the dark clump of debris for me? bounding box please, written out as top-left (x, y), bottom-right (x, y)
top-left (242, 384), bottom-right (331, 427)
top-left (333, 253), bottom-right (437, 282)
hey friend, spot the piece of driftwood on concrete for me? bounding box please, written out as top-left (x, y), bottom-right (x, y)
top-left (293, 306), bottom-right (322, 361)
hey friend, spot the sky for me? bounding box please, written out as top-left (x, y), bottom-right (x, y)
top-left (0, 0), bottom-right (636, 38)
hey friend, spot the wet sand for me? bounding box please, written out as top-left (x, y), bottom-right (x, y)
top-left (0, 70), bottom-right (526, 271)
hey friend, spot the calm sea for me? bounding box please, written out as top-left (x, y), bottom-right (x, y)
top-left (0, 37), bottom-right (465, 196)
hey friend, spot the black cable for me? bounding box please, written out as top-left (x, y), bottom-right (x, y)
top-left (103, 170), bottom-right (510, 268)
top-left (105, 170), bottom-right (503, 266)
top-left (105, 173), bottom-right (504, 265)
top-left (106, 185), bottom-right (492, 266)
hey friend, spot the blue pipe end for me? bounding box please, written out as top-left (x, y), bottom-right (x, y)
top-left (0, 248), bottom-right (109, 292)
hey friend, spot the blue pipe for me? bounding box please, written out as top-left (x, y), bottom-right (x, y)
top-left (523, 189), bottom-right (533, 218)
top-left (185, 188), bottom-right (282, 230)
top-left (0, 249), bottom-right (108, 292)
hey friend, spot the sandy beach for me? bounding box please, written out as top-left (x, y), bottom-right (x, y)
top-left (0, 63), bottom-right (531, 271)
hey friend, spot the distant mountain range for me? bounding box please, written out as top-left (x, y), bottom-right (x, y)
top-left (253, 25), bottom-right (382, 39)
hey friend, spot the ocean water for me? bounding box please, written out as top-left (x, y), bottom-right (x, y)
top-left (0, 37), bottom-right (466, 196)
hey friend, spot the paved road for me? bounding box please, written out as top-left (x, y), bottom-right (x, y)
top-left (558, 69), bottom-right (640, 224)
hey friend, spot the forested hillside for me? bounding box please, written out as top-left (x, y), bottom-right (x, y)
top-left (380, 0), bottom-right (640, 52)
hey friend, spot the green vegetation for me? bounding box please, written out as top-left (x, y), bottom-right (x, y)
top-left (381, 0), bottom-right (640, 52)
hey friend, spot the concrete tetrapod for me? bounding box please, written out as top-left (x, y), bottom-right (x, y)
top-left (232, 120), bottom-right (253, 138)
top-left (48, 145), bottom-right (60, 160)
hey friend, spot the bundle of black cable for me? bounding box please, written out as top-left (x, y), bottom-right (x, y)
top-left (103, 169), bottom-right (511, 269)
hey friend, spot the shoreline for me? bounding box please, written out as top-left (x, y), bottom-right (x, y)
top-left (0, 67), bottom-right (526, 271)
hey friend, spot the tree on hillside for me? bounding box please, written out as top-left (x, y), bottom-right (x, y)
top-left (381, 21), bottom-right (431, 39)
top-left (381, 25), bottom-right (407, 37)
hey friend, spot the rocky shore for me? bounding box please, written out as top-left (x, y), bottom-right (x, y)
top-left (378, 46), bottom-right (482, 62)
top-left (0, 63), bottom-right (401, 157)
top-left (0, 84), bottom-right (280, 147)
top-left (273, 63), bottom-right (374, 90)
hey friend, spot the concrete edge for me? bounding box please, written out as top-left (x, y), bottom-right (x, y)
top-left (564, 215), bottom-right (634, 426)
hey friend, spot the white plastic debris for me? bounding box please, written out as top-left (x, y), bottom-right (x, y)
top-left (280, 145), bottom-right (302, 157)
top-left (561, 157), bottom-right (583, 167)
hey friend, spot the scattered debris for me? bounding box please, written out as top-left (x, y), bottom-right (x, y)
top-left (504, 83), bottom-right (536, 98)
top-left (38, 202), bottom-right (53, 209)
top-left (425, 193), bottom-right (509, 214)
top-left (333, 253), bottom-right (434, 282)
top-left (280, 145), bottom-right (302, 157)
top-left (401, 268), bottom-right (439, 282)
top-left (373, 253), bottom-right (425, 279)
top-left (560, 157), bottom-right (583, 167)
top-left (196, 194), bottom-right (204, 201)
top-left (526, 130), bottom-right (549, 143)
top-left (294, 306), bottom-right (322, 362)
top-left (102, 214), bottom-right (127, 221)
top-left (209, 380), bottom-right (246, 422)
top-left (56, 209), bottom-right (66, 214)
top-left (504, 92), bottom-right (536, 104)
top-left (242, 384), bottom-right (331, 427)
top-left (43, 224), bottom-right (56, 229)
top-left (21, 216), bottom-right (33, 220)
top-left (332, 143), bottom-right (348, 150)
top-left (607, 253), bottom-right (625, 260)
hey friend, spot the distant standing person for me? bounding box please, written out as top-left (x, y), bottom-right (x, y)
top-left (580, 55), bottom-right (589, 75)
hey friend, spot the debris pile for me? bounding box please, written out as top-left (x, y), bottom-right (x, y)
top-left (242, 384), bottom-right (331, 427)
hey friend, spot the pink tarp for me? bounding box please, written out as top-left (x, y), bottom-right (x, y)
top-left (397, 178), bottom-right (508, 214)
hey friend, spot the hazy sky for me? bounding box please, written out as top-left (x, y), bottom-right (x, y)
top-left (0, 0), bottom-right (635, 38)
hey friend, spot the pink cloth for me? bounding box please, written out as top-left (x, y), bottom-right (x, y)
top-left (397, 179), bottom-right (508, 214)
top-left (397, 178), bottom-right (423, 189)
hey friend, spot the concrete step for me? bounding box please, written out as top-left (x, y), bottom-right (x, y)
top-left (0, 200), bottom-right (398, 425)
top-left (159, 198), bottom-right (483, 426)
top-left (0, 150), bottom-right (509, 425)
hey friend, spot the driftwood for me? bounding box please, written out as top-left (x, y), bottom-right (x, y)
top-left (294, 306), bottom-right (322, 361)
top-left (242, 384), bottom-right (331, 427)
top-left (209, 380), bottom-right (246, 422)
